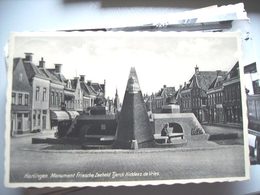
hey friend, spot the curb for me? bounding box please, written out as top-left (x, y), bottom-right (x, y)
top-left (22, 142), bottom-right (243, 154)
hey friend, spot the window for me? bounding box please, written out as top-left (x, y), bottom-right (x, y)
top-left (60, 93), bottom-right (63, 104)
top-left (51, 91), bottom-right (54, 105)
top-left (18, 93), bottom-right (23, 105)
top-left (36, 87), bottom-right (40, 101)
top-left (101, 124), bottom-right (106, 130)
top-left (42, 88), bottom-right (46, 101)
top-left (17, 113), bottom-right (22, 130)
top-left (25, 94), bottom-right (29, 105)
top-left (38, 113), bottom-right (41, 126)
top-left (19, 73), bottom-right (23, 81)
top-left (12, 93), bottom-right (16, 104)
top-left (56, 92), bottom-right (59, 106)
top-left (33, 112), bottom-right (36, 126)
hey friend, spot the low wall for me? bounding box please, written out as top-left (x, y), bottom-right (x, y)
top-left (152, 113), bottom-right (208, 142)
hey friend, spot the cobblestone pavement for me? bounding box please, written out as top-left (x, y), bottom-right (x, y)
top-left (8, 131), bottom-right (246, 184)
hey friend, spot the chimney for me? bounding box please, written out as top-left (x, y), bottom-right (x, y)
top-left (54, 64), bottom-right (62, 73)
top-left (87, 80), bottom-right (92, 86)
top-left (195, 65), bottom-right (199, 74)
top-left (163, 85), bottom-right (167, 88)
top-left (80, 75), bottom-right (85, 82)
top-left (24, 53), bottom-right (33, 62)
top-left (39, 57), bottom-right (45, 68)
top-left (184, 82), bottom-right (187, 88)
top-left (179, 85), bottom-right (182, 90)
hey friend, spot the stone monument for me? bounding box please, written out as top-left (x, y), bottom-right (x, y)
top-left (113, 67), bottom-right (154, 149)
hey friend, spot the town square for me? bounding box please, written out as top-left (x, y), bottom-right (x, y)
top-left (6, 32), bottom-right (248, 186)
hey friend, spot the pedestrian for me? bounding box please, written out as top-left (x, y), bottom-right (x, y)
top-left (161, 123), bottom-right (171, 143)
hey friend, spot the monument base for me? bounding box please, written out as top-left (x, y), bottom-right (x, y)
top-left (112, 139), bottom-right (155, 149)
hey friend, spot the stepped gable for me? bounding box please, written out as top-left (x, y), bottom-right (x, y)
top-left (113, 67), bottom-right (154, 149)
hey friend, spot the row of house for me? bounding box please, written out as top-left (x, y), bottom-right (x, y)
top-left (144, 85), bottom-right (177, 113)
top-left (146, 62), bottom-right (242, 125)
top-left (11, 53), bottom-right (107, 135)
top-left (207, 63), bottom-right (242, 124)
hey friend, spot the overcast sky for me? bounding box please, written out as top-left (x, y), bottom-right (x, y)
top-left (13, 32), bottom-right (240, 100)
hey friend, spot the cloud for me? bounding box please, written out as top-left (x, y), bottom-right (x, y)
top-left (13, 33), bottom-right (239, 100)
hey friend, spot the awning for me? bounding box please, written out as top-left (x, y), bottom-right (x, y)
top-left (50, 110), bottom-right (70, 121)
top-left (67, 111), bottom-right (79, 119)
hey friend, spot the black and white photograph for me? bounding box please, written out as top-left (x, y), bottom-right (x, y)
top-left (5, 32), bottom-right (249, 187)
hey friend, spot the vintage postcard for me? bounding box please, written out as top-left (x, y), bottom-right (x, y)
top-left (5, 32), bottom-right (249, 187)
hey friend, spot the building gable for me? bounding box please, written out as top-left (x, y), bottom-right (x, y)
top-left (12, 58), bottom-right (31, 92)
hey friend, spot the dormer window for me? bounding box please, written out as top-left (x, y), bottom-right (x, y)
top-left (19, 73), bottom-right (23, 81)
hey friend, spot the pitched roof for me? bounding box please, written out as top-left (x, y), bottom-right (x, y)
top-left (157, 86), bottom-right (176, 97)
top-left (23, 60), bottom-right (49, 81)
top-left (40, 68), bottom-right (63, 85)
top-left (13, 58), bottom-right (20, 71)
top-left (91, 83), bottom-right (103, 93)
top-left (80, 82), bottom-right (97, 96)
top-left (48, 69), bottom-right (67, 83)
top-left (189, 71), bottom-right (226, 91)
top-left (56, 73), bottom-right (67, 83)
top-left (208, 75), bottom-right (225, 90)
top-left (224, 61), bottom-right (239, 80)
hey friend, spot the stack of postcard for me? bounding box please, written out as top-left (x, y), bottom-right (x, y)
top-left (5, 3), bottom-right (259, 188)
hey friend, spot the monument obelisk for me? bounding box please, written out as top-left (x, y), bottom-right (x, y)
top-left (113, 67), bottom-right (154, 149)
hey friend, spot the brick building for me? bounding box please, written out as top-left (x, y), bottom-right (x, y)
top-left (11, 58), bottom-right (32, 135)
top-left (37, 59), bottom-right (74, 128)
top-left (179, 66), bottom-right (226, 123)
top-left (22, 53), bottom-right (51, 132)
top-left (207, 72), bottom-right (226, 124)
top-left (79, 75), bottom-right (96, 111)
top-left (11, 53), bottom-right (106, 135)
top-left (222, 62), bottom-right (242, 123)
top-left (146, 85), bottom-right (176, 113)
